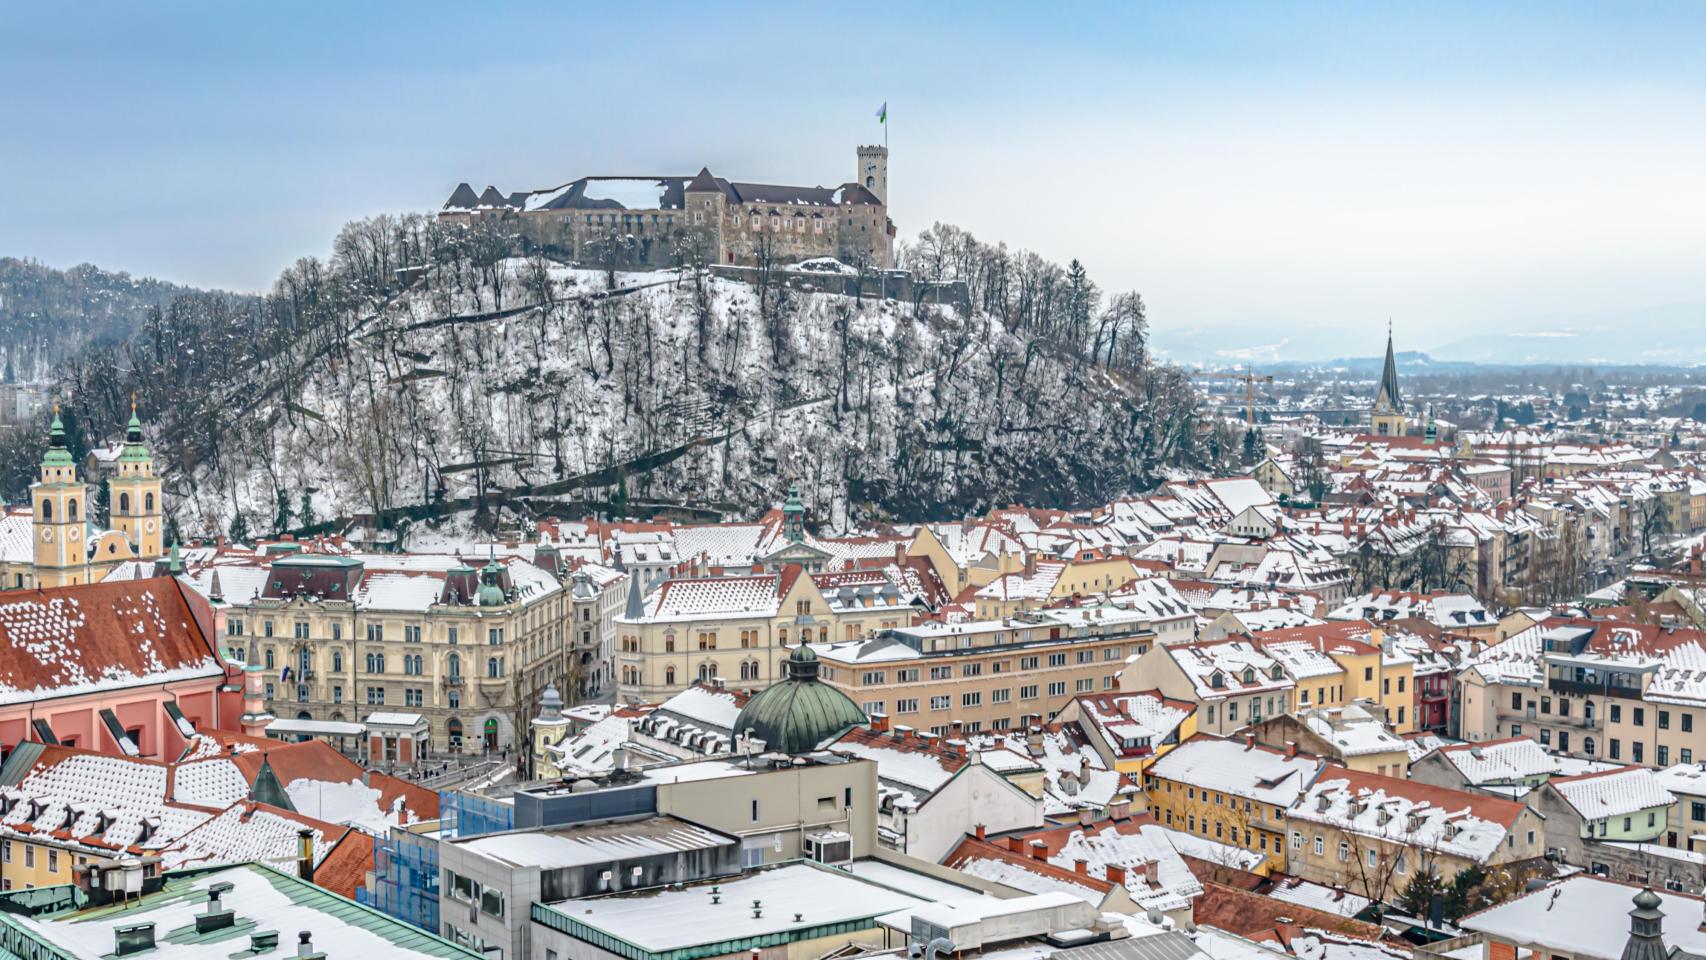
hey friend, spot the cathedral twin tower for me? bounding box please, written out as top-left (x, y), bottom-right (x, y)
top-left (28, 406), bottom-right (164, 588)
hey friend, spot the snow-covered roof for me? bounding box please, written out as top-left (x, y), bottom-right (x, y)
top-left (1147, 736), bottom-right (1322, 807)
top-left (454, 815), bottom-right (732, 869)
top-left (1460, 876), bottom-right (1706, 960)
top-left (1166, 641), bottom-right (1296, 699)
top-left (1549, 765), bottom-right (1676, 821)
top-left (1432, 737), bottom-right (1559, 785)
top-left (1290, 769), bottom-right (1526, 864)
top-left (0, 577), bottom-right (222, 705)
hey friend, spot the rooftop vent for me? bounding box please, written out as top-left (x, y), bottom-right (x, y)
top-left (114, 922), bottom-right (155, 957)
top-left (297, 930), bottom-right (328, 960)
top-left (195, 881), bottom-right (236, 933)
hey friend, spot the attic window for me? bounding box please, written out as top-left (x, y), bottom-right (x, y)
top-left (1210, 671), bottom-right (1224, 689)
top-left (1271, 666), bottom-right (1284, 679)
top-left (1242, 668), bottom-right (1256, 684)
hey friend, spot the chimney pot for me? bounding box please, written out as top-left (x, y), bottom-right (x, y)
top-left (1029, 840), bottom-right (1049, 860)
top-left (975, 823), bottom-right (986, 841)
top-left (1075, 858), bottom-right (1089, 875)
top-left (1106, 864), bottom-right (1127, 886)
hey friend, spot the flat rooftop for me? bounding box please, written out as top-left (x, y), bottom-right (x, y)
top-left (452, 815), bottom-right (734, 870)
top-left (0, 863), bottom-right (474, 959)
top-left (540, 862), bottom-right (925, 953)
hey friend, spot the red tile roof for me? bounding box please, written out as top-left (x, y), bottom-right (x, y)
top-left (0, 577), bottom-right (223, 704)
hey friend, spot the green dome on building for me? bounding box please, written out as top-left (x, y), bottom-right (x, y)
top-left (734, 645), bottom-right (867, 754)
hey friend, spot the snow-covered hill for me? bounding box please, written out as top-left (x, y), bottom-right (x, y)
top-left (166, 253), bottom-right (1205, 536)
top-left (45, 215), bottom-right (1212, 537)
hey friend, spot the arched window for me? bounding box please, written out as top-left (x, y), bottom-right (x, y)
top-left (665, 666), bottom-right (676, 686)
top-left (449, 653), bottom-right (462, 677)
top-left (487, 657), bottom-right (500, 678)
top-left (119, 492), bottom-right (131, 512)
top-left (67, 500), bottom-right (77, 521)
top-left (144, 493), bottom-right (155, 511)
top-left (1584, 736), bottom-right (1596, 756)
top-left (698, 662), bottom-right (715, 682)
top-left (40, 499), bottom-right (51, 521)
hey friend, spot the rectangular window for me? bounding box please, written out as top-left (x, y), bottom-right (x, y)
top-left (1659, 746), bottom-right (1670, 766)
top-left (862, 671), bottom-right (886, 685)
top-left (1020, 656), bottom-right (1039, 670)
top-left (1686, 714), bottom-right (1695, 733)
top-left (897, 668), bottom-right (919, 683)
top-left (1048, 653), bottom-right (1067, 667)
top-left (930, 666), bottom-right (952, 680)
top-left (1075, 678), bottom-right (1094, 692)
top-left (962, 692), bottom-right (982, 707)
top-left (1611, 704), bottom-right (1622, 723)
top-left (992, 688), bottom-right (1011, 703)
top-left (1634, 742), bottom-right (1645, 764)
top-left (1635, 707), bottom-right (1646, 727)
top-left (1660, 710), bottom-right (1671, 729)
top-left (962, 663), bottom-right (983, 677)
top-left (930, 695), bottom-right (951, 711)
top-left (1048, 681), bottom-right (1066, 696)
top-left (896, 699), bottom-right (919, 714)
top-left (1020, 685), bottom-right (1039, 700)
top-left (1611, 738), bottom-right (1622, 760)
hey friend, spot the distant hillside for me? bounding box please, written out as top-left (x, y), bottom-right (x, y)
top-left (0, 257), bottom-right (248, 383)
top-left (36, 214), bottom-right (1222, 535)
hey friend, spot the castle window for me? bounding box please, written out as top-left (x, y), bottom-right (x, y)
top-left (119, 493), bottom-right (131, 512)
top-left (145, 493), bottom-right (154, 511)
top-left (39, 500), bottom-right (51, 521)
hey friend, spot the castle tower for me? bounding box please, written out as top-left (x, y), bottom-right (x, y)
top-left (31, 408), bottom-right (90, 587)
top-left (857, 145), bottom-right (888, 206)
top-left (108, 402), bottom-right (164, 560)
top-left (1619, 888), bottom-right (1667, 960)
top-left (1371, 328), bottom-right (1407, 437)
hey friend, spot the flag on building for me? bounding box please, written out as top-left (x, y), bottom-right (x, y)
top-left (876, 102), bottom-right (887, 124)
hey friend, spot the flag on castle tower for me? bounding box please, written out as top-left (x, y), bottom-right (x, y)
top-left (876, 102), bottom-right (887, 124)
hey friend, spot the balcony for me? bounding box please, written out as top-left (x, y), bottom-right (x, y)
top-left (1548, 678), bottom-right (1642, 700)
top-left (441, 675), bottom-right (465, 688)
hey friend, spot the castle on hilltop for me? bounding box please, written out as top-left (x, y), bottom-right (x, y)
top-left (440, 145), bottom-right (895, 271)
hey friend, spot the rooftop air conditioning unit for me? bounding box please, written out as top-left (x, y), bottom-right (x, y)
top-left (803, 831), bottom-right (852, 865)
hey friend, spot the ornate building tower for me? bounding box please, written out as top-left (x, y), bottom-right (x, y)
top-left (1371, 329), bottom-right (1407, 437)
top-left (31, 409), bottom-right (90, 587)
top-left (856, 145), bottom-right (888, 205)
top-left (108, 403), bottom-right (164, 560)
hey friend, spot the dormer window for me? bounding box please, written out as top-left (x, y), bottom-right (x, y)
top-left (1271, 665), bottom-right (1284, 680)
top-left (1243, 668), bottom-right (1256, 684)
top-left (1210, 671), bottom-right (1224, 689)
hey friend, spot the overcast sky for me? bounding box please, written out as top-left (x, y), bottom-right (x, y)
top-left (4, 2), bottom-right (1704, 360)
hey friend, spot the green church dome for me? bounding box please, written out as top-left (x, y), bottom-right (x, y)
top-left (734, 645), bottom-right (866, 754)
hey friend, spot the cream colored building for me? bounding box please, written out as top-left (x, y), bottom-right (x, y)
top-left (180, 548), bottom-right (576, 753)
top-left (816, 605), bottom-right (1159, 735)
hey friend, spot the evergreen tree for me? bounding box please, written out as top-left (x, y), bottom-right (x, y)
top-left (228, 511), bottom-right (250, 545)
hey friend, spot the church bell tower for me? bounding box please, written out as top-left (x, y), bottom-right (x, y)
top-left (31, 408), bottom-right (89, 587)
top-left (1371, 327), bottom-right (1407, 437)
top-left (108, 402), bottom-right (164, 560)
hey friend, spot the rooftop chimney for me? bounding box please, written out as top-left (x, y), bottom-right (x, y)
top-left (975, 823), bottom-right (987, 841)
top-left (1029, 840), bottom-right (1049, 861)
top-left (297, 829), bottom-right (316, 884)
top-left (1285, 740), bottom-right (1298, 758)
top-left (1106, 864), bottom-right (1127, 886)
top-left (1074, 858), bottom-right (1089, 875)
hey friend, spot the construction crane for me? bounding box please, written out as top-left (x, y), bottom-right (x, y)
top-left (1188, 366), bottom-right (1276, 427)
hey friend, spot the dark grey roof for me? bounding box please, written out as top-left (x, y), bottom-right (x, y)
top-left (1051, 932), bottom-right (1207, 960)
top-left (444, 182), bottom-right (480, 210)
top-left (477, 186), bottom-right (509, 207)
top-left (527, 177), bottom-right (689, 212)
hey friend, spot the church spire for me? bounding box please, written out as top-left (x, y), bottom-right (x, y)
top-left (41, 405), bottom-right (74, 470)
top-left (1377, 324), bottom-right (1403, 414)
